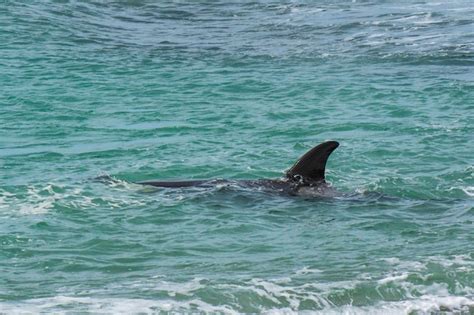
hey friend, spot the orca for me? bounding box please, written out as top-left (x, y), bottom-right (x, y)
top-left (137, 141), bottom-right (340, 196)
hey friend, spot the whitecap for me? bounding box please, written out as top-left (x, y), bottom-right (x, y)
top-left (461, 186), bottom-right (474, 196)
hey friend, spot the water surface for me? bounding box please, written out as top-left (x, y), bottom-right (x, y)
top-left (1, 1), bottom-right (473, 313)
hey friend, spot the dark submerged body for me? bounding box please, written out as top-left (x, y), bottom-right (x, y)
top-left (139, 179), bottom-right (299, 192)
top-left (137, 141), bottom-right (340, 196)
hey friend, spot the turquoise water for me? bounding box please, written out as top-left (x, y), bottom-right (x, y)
top-left (1, 1), bottom-right (473, 313)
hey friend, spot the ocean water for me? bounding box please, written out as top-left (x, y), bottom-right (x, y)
top-left (1, 1), bottom-right (473, 313)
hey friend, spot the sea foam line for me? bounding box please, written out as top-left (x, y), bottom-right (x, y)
top-left (0, 294), bottom-right (472, 315)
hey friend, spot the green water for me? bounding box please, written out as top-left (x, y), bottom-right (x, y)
top-left (1, 1), bottom-right (473, 313)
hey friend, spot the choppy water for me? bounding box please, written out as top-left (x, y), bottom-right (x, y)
top-left (1, 1), bottom-right (473, 314)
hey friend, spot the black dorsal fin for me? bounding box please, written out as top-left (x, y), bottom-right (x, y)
top-left (286, 141), bottom-right (339, 182)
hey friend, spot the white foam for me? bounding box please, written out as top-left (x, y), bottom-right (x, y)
top-left (426, 254), bottom-right (474, 273)
top-left (104, 176), bottom-right (140, 191)
top-left (0, 181), bottom-right (149, 216)
top-left (0, 296), bottom-right (240, 315)
top-left (1, 294), bottom-right (472, 315)
top-left (317, 295), bottom-right (474, 315)
top-left (20, 184), bottom-right (62, 215)
top-left (377, 273), bottom-right (409, 285)
top-left (153, 277), bottom-right (206, 297)
top-left (461, 186), bottom-right (474, 197)
top-left (2, 259), bottom-right (473, 314)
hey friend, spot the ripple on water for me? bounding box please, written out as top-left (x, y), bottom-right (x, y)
top-left (0, 0), bottom-right (473, 313)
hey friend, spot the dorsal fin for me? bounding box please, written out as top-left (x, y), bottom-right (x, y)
top-left (286, 141), bottom-right (339, 182)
